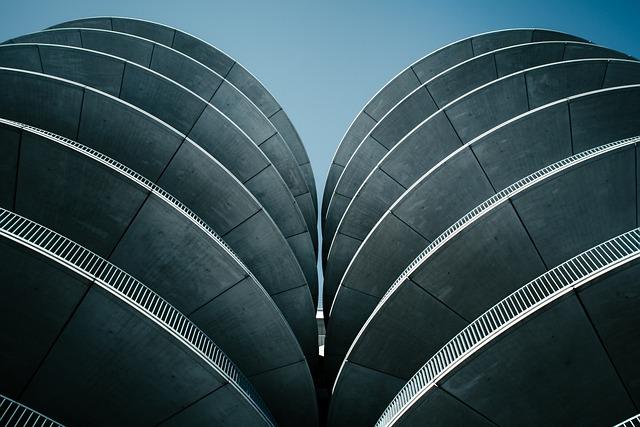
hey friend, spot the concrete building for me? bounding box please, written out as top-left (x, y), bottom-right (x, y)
top-left (0, 17), bottom-right (318, 427)
top-left (323, 30), bottom-right (640, 427)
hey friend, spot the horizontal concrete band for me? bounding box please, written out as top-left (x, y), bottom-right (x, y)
top-left (324, 83), bottom-right (640, 322)
top-left (327, 137), bottom-right (640, 427)
top-left (0, 393), bottom-right (64, 426)
top-left (322, 28), bottom-right (589, 226)
top-left (0, 118), bottom-right (318, 426)
top-left (0, 207), bottom-right (274, 426)
top-left (0, 67), bottom-right (317, 355)
top-left (323, 56), bottom-right (640, 300)
top-left (47, 16), bottom-right (318, 209)
top-left (376, 227), bottom-right (640, 427)
top-left (323, 44), bottom-right (638, 260)
top-left (0, 41), bottom-right (318, 295)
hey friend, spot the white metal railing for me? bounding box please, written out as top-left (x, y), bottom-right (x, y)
top-left (614, 413), bottom-right (640, 426)
top-left (376, 228), bottom-right (640, 427)
top-left (0, 207), bottom-right (275, 426)
top-left (0, 394), bottom-right (63, 426)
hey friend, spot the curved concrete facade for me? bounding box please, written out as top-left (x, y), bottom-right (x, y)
top-left (47, 16), bottom-right (318, 214)
top-left (324, 30), bottom-right (640, 427)
top-left (1, 18), bottom-right (318, 427)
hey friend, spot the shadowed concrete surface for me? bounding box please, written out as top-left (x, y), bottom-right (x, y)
top-left (322, 29), bottom-right (588, 233)
top-left (0, 394), bottom-right (65, 426)
top-left (45, 16), bottom-right (318, 212)
top-left (0, 41), bottom-right (318, 299)
top-left (0, 17), bottom-right (320, 427)
top-left (328, 140), bottom-right (639, 426)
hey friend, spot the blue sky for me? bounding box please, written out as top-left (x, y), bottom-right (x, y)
top-left (2, 0), bottom-right (638, 289)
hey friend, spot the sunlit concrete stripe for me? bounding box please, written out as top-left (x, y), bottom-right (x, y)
top-left (0, 207), bottom-right (276, 426)
top-left (0, 67), bottom-right (317, 350)
top-left (324, 83), bottom-right (640, 316)
top-left (322, 43), bottom-right (637, 258)
top-left (322, 28), bottom-right (588, 225)
top-left (326, 138), bottom-right (639, 426)
top-left (375, 227), bottom-right (640, 427)
top-left (323, 57), bottom-right (640, 289)
top-left (0, 32), bottom-right (318, 253)
top-left (0, 394), bottom-right (63, 426)
top-left (0, 42), bottom-right (318, 295)
top-left (614, 413), bottom-right (640, 427)
top-left (46, 16), bottom-right (318, 211)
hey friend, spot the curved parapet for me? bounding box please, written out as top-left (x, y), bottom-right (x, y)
top-left (324, 84), bottom-right (640, 383)
top-left (0, 394), bottom-right (64, 426)
top-left (323, 57), bottom-right (640, 309)
top-left (328, 137), bottom-right (640, 426)
top-left (0, 118), bottom-right (318, 426)
top-left (0, 42), bottom-right (318, 298)
top-left (2, 28), bottom-right (317, 246)
top-left (375, 228), bottom-right (640, 426)
top-left (0, 208), bottom-right (275, 426)
top-left (322, 29), bottom-right (590, 229)
top-left (0, 68), bottom-right (317, 360)
top-left (323, 45), bottom-right (637, 261)
top-left (45, 16), bottom-right (318, 212)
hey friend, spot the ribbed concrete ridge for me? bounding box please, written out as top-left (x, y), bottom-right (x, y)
top-left (0, 394), bottom-right (64, 426)
top-left (324, 29), bottom-right (640, 427)
top-left (0, 18), bottom-right (318, 427)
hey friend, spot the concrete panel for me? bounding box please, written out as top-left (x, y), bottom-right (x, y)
top-left (471, 29), bottom-right (532, 55)
top-left (271, 285), bottom-right (318, 356)
top-left (223, 211), bottom-right (306, 295)
top-left (15, 132), bottom-right (149, 257)
top-left (323, 193), bottom-right (351, 255)
top-left (79, 89), bottom-right (183, 181)
top-left (365, 68), bottom-right (420, 121)
top-left (295, 191), bottom-right (318, 247)
top-left (39, 44), bottom-right (125, 96)
top-left (393, 148), bottom-right (495, 241)
top-left (379, 112), bottom-right (462, 188)
top-left (472, 102), bottom-right (572, 190)
top-left (563, 43), bottom-right (634, 60)
top-left (172, 30), bottom-right (235, 80)
top-left (512, 147), bottom-right (637, 267)
top-left (286, 232), bottom-right (319, 302)
top-left (8, 29), bottom-right (82, 46)
top-left (426, 53), bottom-right (496, 107)
top-left (349, 280), bottom-right (467, 379)
top-left (328, 362), bottom-right (406, 427)
top-left (323, 233), bottom-right (362, 307)
top-left (225, 62), bottom-right (279, 116)
top-left (323, 163), bottom-right (344, 223)
top-left (159, 383), bottom-right (267, 427)
top-left (111, 17), bottom-right (175, 46)
top-left (150, 43), bottom-right (222, 100)
top-left (343, 214), bottom-right (429, 297)
top-left (494, 42), bottom-right (564, 77)
top-left (441, 296), bottom-right (635, 426)
top-left (604, 60), bottom-right (640, 87)
top-left (579, 261), bottom-right (640, 404)
top-left (80, 29), bottom-right (155, 67)
top-left (212, 80), bottom-right (275, 147)
top-left (248, 360), bottom-right (318, 427)
top-left (299, 163), bottom-right (318, 213)
top-left (158, 141), bottom-right (259, 235)
top-left (109, 195), bottom-right (246, 312)
top-left (526, 60), bottom-right (607, 108)
top-left (0, 69), bottom-right (83, 139)
top-left (49, 17), bottom-right (112, 30)
top-left (259, 133), bottom-right (309, 196)
top-left (0, 125), bottom-right (20, 208)
top-left (243, 164), bottom-right (306, 237)
top-left (0, 239), bottom-right (89, 396)
top-left (398, 387), bottom-right (495, 427)
top-left (190, 276), bottom-right (301, 376)
top-left (22, 286), bottom-right (223, 426)
top-left (269, 109), bottom-right (311, 166)
top-left (333, 113), bottom-right (378, 168)
top-left (447, 73), bottom-right (529, 143)
top-left (340, 169), bottom-right (406, 240)
top-left (411, 39), bottom-right (473, 83)
top-left (188, 105), bottom-right (268, 182)
top-left (532, 29), bottom-right (587, 42)
top-left (570, 86), bottom-right (640, 153)
top-left (334, 136), bottom-right (389, 200)
top-left (410, 203), bottom-right (547, 320)
top-left (119, 63), bottom-right (206, 134)
top-left (370, 88), bottom-right (438, 149)
top-left (0, 44), bottom-right (42, 72)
